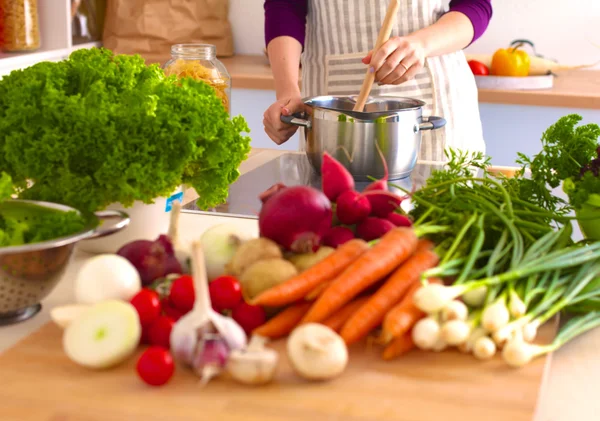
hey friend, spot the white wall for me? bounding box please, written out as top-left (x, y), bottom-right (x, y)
top-left (230, 0), bottom-right (600, 68)
top-left (228, 0), bottom-right (600, 167)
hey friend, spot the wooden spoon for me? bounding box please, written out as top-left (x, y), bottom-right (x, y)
top-left (353, 0), bottom-right (401, 112)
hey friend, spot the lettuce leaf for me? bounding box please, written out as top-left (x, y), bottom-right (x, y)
top-left (0, 48), bottom-right (251, 213)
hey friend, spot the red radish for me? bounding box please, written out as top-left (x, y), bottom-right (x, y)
top-left (259, 183), bottom-right (287, 204)
top-left (336, 190), bottom-right (371, 225)
top-left (364, 142), bottom-right (390, 192)
top-left (323, 226), bottom-right (355, 248)
top-left (356, 217), bottom-right (396, 241)
top-left (321, 152), bottom-right (355, 202)
top-left (258, 185), bottom-right (332, 253)
top-left (386, 212), bottom-right (413, 227)
top-left (363, 190), bottom-right (405, 218)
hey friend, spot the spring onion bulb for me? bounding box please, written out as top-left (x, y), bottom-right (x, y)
top-left (412, 317), bottom-right (441, 350)
top-left (473, 336), bottom-right (497, 360)
top-left (440, 320), bottom-right (471, 346)
top-left (482, 296), bottom-right (510, 333)
top-left (509, 290), bottom-right (527, 319)
top-left (431, 336), bottom-right (448, 352)
top-left (522, 320), bottom-right (541, 342)
top-left (462, 286), bottom-right (488, 308)
top-left (414, 284), bottom-right (466, 314)
top-left (458, 327), bottom-right (487, 353)
top-left (502, 337), bottom-right (549, 367)
top-left (441, 300), bottom-right (469, 322)
top-left (492, 315), bottom-right (532, 347)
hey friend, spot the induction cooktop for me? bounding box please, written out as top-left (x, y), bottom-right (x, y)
top-left (182, 153), bottom-right (444, 219)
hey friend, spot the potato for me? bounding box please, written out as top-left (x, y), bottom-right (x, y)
top-left (287, 246), bottom-right (335, 273)
top-left (226, 238), bottom-right (283, 277)
top-left (239, 258), bottom-right (298, 300)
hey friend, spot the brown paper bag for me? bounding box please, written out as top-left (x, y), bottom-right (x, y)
top-left (102, 0), bottom-right (234, 65)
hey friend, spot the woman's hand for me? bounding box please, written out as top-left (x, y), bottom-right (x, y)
top-left (363, 36), bottom-right (426, 86)
top-left (263, 94), bottom-right (305, 145)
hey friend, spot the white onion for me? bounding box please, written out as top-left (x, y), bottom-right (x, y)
top-left (75, 255), bottom-right (141, 304)
top-left (200, 224), bottom-right (254, 281)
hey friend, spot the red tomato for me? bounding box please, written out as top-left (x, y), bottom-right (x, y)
top-left (136, 346), bottom-right (175, 386)
top-left (130, 289), bottom-right (161, 328)
top-left (169, 275), bottom-right (195, 313)
top-left (468, 60), bottom-right (490, 76)
top-left (160, 297), bottom-right (185, 321)
top-left (147, 316), bottom-right (175, 349)
top-left (231, 302), bottom-right (266, 335)
top-left (209, 275), bottom-right (243, 312)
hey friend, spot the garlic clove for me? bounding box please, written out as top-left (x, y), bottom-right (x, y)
top-left (227, 336), bottom-right (279, 386)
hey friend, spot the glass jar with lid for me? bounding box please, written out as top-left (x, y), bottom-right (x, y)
top-left (2, 0), bottom-right (41, 52)
top-left (163, 44), bottom-right (231, 113)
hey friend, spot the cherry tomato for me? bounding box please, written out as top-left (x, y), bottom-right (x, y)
top-left (136, 346), bottom-right (175, 386)
top-left (130, 289), bottom-right (161, 328)
top-left (468, 60), bottom-right (490, 76)
top-left (209, 275), bottom-right (243, 312)
top-left (169, 275), bottom-right (195, 313)
top-left (160, 297), bottom-right (185, 321)
top-left (147, 316), bottom-right (175, 349)
top-left (231, 302), bottom-right (266, 335)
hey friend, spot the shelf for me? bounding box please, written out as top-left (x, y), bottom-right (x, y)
top-left (0, 42), bottom-right (101, 77)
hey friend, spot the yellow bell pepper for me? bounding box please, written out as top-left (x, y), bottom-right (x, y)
top-left (490, 44), bottom-right (531, 77)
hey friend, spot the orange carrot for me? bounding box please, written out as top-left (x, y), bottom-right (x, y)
top-left (305, 281), bottom-right (330, 300)
top-left (252, 301), bottom-right (312, 339)
top-left (380, 277), bottom-right (443, 344)
top-left (322, 296), bottom-right (370, 332)
top-left (301, 227), bottom-right (419, 324)
top-left (251, 239), bottom-right (369, 307)
top-left (339, 242), bottom-right (440, 345)
top-left (382, 331), bottom-right (415, 360)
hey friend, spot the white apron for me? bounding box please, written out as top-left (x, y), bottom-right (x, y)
top-left (300, 0), bottom-right (485, 164)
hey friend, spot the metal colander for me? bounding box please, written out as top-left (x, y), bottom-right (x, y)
top-left (0, 200), bottom-right (129, 325)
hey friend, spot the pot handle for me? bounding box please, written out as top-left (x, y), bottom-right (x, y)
top-left (84, 210), bottom-right (131, 240)
top-left (281, 114), bottom-right (312, 129)
top-left (418, 116), bottom-right (446, 131)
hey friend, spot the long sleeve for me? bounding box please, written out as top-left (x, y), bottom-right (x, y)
top-left (448, 0), bottom-right (493, 44)
top-left (264, 0), bottom-right (309, 48)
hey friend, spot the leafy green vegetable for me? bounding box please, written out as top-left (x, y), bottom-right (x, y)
top-left (0, 48), bottom-right (251, 213)
top-left (516, 114), bottom-right (600, 208)
top-left (0, 172), bottom-right (89, 247)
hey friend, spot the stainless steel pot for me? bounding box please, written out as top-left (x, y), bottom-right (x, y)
top-left (0, 200), bottom-right (130, 326)
top-left (281, 95), bottom-right (446, 181)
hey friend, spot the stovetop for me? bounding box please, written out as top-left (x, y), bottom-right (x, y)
top-left (182, 153), bottom-right (444, 218)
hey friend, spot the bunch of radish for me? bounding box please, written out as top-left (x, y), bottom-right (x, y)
top-left (258, 152), bottom-right (412, 253)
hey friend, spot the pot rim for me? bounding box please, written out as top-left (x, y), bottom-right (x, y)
top-left (302, 95), bottom-right (426, 116)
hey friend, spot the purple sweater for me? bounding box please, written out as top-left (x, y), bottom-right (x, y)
top-left (264, 0), bottom-right (492, 49)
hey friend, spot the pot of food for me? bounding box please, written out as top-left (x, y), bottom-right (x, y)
top-left (281, 95), bottom-right (446, 181)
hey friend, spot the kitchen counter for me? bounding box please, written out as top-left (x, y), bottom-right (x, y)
top-left (220, 55), bottom-right (600, 110)
top-left (1, 149), bottom-right (599, 421)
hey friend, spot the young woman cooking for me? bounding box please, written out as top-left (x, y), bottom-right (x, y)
top-left (262, 0), bottom-right (492, 163)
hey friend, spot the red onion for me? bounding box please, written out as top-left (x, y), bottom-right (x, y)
top-left (117, 235), bottom-right (183, 285)
top-left (258, 185), bottom-right (332, 253)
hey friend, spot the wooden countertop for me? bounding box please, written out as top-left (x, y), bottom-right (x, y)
top-left (220, 55), bottom-right (600, 110)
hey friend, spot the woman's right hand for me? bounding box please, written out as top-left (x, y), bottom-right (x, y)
top-left (263, 95), bottom-right (305, 145)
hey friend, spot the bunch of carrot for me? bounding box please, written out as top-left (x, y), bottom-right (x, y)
top-left (251, 226), bottom-right (441, 360)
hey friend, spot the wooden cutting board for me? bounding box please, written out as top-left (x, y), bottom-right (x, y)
top-left (0, 320), bottom-right (556, 421)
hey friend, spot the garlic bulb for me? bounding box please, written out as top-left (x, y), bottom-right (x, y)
top-left (170, 241), bottom-right (247, 381)
top-left (287, 323), bottom-right (348, 381)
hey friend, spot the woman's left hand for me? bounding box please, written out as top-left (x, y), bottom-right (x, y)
top-left (363, 36), bottom-right (426, 86)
